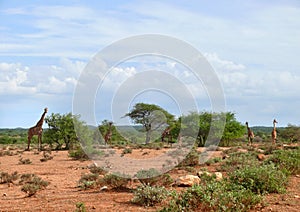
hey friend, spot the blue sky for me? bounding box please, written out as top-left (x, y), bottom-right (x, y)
top-left (0, 0), bottom-right (300, 128)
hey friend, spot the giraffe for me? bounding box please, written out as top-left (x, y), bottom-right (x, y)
top-left (26, 108), bottom-right (48, 151)
top-left (245, 122), bottom-right (254, 145)
top-left (161, 126), bottom-right (172, 145)
top-left (271, 119), bottom-right (278, 145)
top-left (104, 122), bottom-right (113, 145)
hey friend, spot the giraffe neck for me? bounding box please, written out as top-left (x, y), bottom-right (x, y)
top-left (35, 111), bottom-right (47, 128)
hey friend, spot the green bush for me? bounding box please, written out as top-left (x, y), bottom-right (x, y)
top-left (161, 178), bottom-right (261, 212)
top-left (229, 164), bottom-right (288, 194)
top-left (88, 164), bottom-right (108, 175)
top-left (132, 184), bottom-right (169, 207)
top-left (20, 174), bottom-right (49, 197)
top-left (0, 171), bottom-right (19, 184)
top-left (68, 145), bottom-right (89, 160)
top-left (219, 151), bottom-right (259, 172)
top-left (78, 173), bottom-right (100, 190)
top-left (102, 173), bottom-right (130, 190)
top-left (177, 147), bottom-right (199, 167)
top-left (122, 147), bottom-right (132, 155)
top-left (75, 202), bottom-right (86, 212)
top-left (264, 148), bottom-right (300, 175)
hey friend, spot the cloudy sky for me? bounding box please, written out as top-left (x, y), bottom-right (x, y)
top-left (0, 0), bottom-right (300, 128)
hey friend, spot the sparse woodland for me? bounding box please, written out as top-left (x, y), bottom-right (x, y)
top-left (0, 103), bottom-right (299, 211)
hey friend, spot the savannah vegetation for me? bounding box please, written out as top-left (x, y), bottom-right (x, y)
top-left (0, 102), bottom-right (299, 211)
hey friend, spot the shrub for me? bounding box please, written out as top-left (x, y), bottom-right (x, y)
top-left (75, 202), bottom-right (86, 212)
top-left (122, 148), bottom-right (132, 155)
top-left (205, 157), bottom-right (222, 166)
top-left (219, 151), bottom-right (258, 172)
top-left (88, 164), bottom-right (108, 175)
top-left (20, 174), bottom-right (49, 197)
top-left (68, 145), bottom-right (89, 160)
top-left (78, 173), bottom-right (100, 190)
top-left (102, 173), bottom-right (130, 190)
top-left (161, 178), bottom-right (261, 212)
top-left (0, 171), bottom-right (19, 184)
top-left (229, 163), bottom-right (288, 194)
top-left (135, 169), bottom-right (173, 187)
top-left (132, 184), bottom-right (169, 207)
top-left (18, 158), bottom-right (32, 165)
top-left (177, 147), bottom-right (199, 167)
top-left (264, 148), bottom-right (300, 175)
top-left (40, 151), bottom-right (53, 162)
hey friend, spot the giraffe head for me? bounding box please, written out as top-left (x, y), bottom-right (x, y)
top-left (44, 108), bottom-right (48, 113)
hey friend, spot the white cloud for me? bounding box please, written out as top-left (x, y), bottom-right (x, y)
top-left (204, 53), bottom-right (246, 71)
top-left (0, 58), bottom-right (85, 96)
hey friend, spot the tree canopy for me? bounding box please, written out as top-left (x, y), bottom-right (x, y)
top-left (124, 103), bottom-right (175, 144)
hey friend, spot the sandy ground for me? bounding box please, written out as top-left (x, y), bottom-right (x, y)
top-left (0, 145), bottom-right (299, 212)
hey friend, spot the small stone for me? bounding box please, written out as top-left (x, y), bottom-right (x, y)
top-left (175, 175), bottom-right (201, 187)
top-left (257, 154), bottom-right (266, 161)
top-left (3, 193), bottom-right (7, 197)
top-left (100, 186), bottom-right (108, 191)
top-left (215, 172), bottom-right (223, 181)
top-left (294, 195), bottom-right (299, 198)
top-left (257, 149), bottom-right (265, 153)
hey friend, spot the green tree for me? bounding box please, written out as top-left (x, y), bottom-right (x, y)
top-left (44, 113), bottom-right (90, 150)
top-left (124, 103), bottom-right (174, 144)
top-left (221, 112), bottom-right (244, 146)
top-left (280, 124), bottom-right (300, 143)
top-left (96, 120), bottom-right (127, 145)
top-left (178, 111), bottom-right (243, 147)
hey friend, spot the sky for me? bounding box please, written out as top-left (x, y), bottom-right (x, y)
top-left (0, 0), bottom-right (300, 128)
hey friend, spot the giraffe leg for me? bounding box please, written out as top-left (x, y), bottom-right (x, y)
top-left (27, 134), bottom-right (32, 151)
top-left (38, 134), bottom-right (42, 151)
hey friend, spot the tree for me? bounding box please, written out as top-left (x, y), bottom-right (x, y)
top-left (221, 112), bottom-right (244, 146)
top-left (96, 120), bottom-right (127, 145)
top-left (44, 113), bottom-right (90, 150)
top-left (178, 111), bottom-right (243, 147)
top-left (124, 103), bottom-right (175, 144)
top-left (280, 124), bottom-right (300, 143)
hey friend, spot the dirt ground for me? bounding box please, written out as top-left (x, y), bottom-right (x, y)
top-left (0, 145), bottom-right (299, 212)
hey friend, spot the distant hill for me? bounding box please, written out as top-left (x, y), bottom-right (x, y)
top-left (252, 126), bottom-right (285, 134)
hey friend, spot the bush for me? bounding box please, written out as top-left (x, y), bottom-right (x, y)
top-left (122, 148), bottom-right (132, 155)
top-left (68, 145), bottom-right (89, 160)
top-left (177, 147), bottom-right (199, 167)
top-left (102, 173), bottom-right (130, 190)
top-left (88, 164), bottom-right (108, 175)
top-left (229, 163), bottom-right (288, 194)
top-left (0, 171), bottom-right (19, 184)
top-left (78, 173), bottom-right (100, 190)
top-left (40, 150), bottom-right (53, 162)
top-left (75, 202), bottom-right (86, 212)
top-left (161, 178), bottom-right (261, 212)
top-left (18, 158), bottom-right (32, 165)
top-left (219, 151), bottom-right (259, 172)
top-left (20, 174), bottom-right (49, 197)
top-left (264, 148), bottom-right (300, 175)
top-left (132, 184), bottom-right (169, 207)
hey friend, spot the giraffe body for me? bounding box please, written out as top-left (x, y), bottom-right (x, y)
top-left (272, 119), bottom-right (278, 144)
top-left (245, 122), bottom-right (254, 145)
top-left (161, 127), bottom-right (172, 145)
top-left (27, 108), bottom-right (48, 151)
top-left (104, 122), bottom-right (113, 145)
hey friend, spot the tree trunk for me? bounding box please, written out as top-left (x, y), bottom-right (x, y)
top-left (145, 130), bottom-right (151, 144)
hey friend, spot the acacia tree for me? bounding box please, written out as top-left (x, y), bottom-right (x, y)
top-left (95, 120), bottom-right (127, 144)
top-left (178, 111), bottom-right (244, 147)
top-left (44, 113), bottom-right (91, 150)
top-left (124, 103), bottom-right (174, 144)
